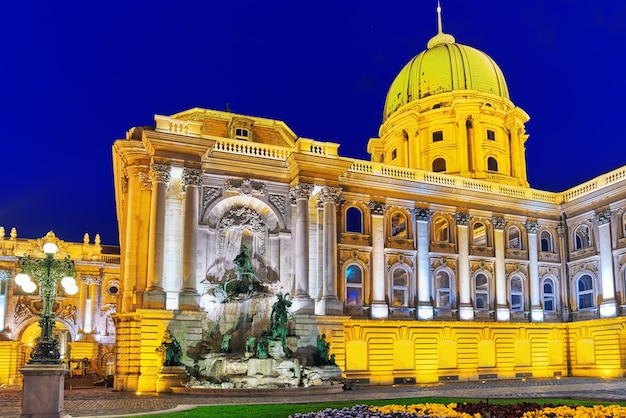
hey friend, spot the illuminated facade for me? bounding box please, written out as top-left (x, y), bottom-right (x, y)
top-left (109, 9), bottom-right (626, 390)
top-left (3, 8), bottom-right (626, 390)
top-left (0, 229), bottom-right (119, 386)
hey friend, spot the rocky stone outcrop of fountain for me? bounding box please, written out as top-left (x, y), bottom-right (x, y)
top-left (181, 247), bottom-right (343, 392)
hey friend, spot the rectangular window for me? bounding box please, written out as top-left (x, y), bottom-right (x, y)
top-left (432, 130), bottom-right (443, 142)
top-left (487, 129), bottom-right (495, 140)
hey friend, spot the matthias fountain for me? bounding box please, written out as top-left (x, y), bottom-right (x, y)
top-left (158, 245), bottom-right (343, 394)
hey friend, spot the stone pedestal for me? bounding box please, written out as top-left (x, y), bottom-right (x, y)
top-left (156, 365), bottom-right (188, 393)
top-left (20, 364), bottom-right (67, 418)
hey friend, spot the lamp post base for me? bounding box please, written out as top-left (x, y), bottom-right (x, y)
top-left (20, 364), bottom-right (67, 418)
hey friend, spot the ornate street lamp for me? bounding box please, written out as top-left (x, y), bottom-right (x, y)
top-left (15, 241), bottom-right (78, 364)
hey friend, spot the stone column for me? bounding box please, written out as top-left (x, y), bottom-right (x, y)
top-left (145, 162), bottom-right (170, 309)
top-left (526, 221), bottom-right (542, 322)
top-left (492, 216), bottom-right (509, 321)
top-left (415, 208), bottom-right (433, 320)
top-left (179, 167), bottom-right (202, 311)
top-left (596, 210), bottom-right (617, 318)
top-left (369, 201), bottom-right (388, 319)
top-left (316, 186), bottom-right (343, 315)
top-left (121, 167), bottom-right (142, 312)
top-left (557, 223), bottom-right (571, 321)
top-left (456, 212), bottom-right (473, 320)
top-left (290, 183), bottom-right (314, 314)
top-left (77, 277), bottom-right (87, 334)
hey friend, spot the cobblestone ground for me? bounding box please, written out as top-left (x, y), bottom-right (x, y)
top-left (1, 377), bottom-right (626, 417)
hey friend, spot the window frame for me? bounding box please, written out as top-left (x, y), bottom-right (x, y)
top-left (540, 230), bottom-right (554, 252)
top-left (345, 263), bottom-right (364, 306)
top-left (432, 130), bottom-right (444, 142)
top-left (434, 268), bottom-right (453, 309)
top-left (345, 206), bottom-right (364, 234)
top-left (576, 273), bottom-right (595, 310)
top-left (542, 277), bottom-right (556, 312)
top-left (390, 266), bottom-right (410, 307)
top-left (509, 275), bottom-right (524, 312)
top-left (432, 157), bottom-right (446, 172)
top-left (474, 272), bottom-right (490, 310)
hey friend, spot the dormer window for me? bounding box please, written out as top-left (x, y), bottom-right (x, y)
top-left (234, 128), bottom-right (249, 140)
top-left (229, 117), bottom-right (254, 141)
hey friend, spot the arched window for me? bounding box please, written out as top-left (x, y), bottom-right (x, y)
top-left (542, 278), bottom-right (556, 312)
top-left (487, 157), bottom-right (498, 172)
top-left (540, 230), bottom-right (553, 252)
top-left (390, 212), bottom-right (407, 238)
top-left (574, 225), bottom-right (590, 250)
top-left (507, 226), bottom-right (521, 249)
top-left (345, 264), bottom-right (363, 305)
top-left (432, 158), bottom-right (446, 172)
top-left (475, 273), bottom-right (489, 310)
top-left (473, 222), bottom-right (488, 246)
top-left (433, 216), bottom-right (450, 242)
top-left (434, 270), bottom-right (452, 309)
top-left (510, 276), bottom-right (523, 311)
top-left (345, 207), bottom-right (363, 233)
top-left (577, 274), bottom-right (594, 309)
top-left (391, 268), bottom-right (409, 307)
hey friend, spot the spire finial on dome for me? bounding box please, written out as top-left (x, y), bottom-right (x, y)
top-left (427, 1), bottom-right (455, 49)
top-left (437, 0), bottom-right (443, 34)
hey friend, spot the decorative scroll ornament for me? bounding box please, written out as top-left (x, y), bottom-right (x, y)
top-left (226, 178), bottom-right (266, 196)
top-left (269, 194), bottom-right (286, 217)
top-left (202, 187), bottom-right (222, 208)
top-left (150, 163), bottom-right (171, 183)
top-left (368, 201), bottom-right (386, 216)
top-left (218, 206), bottom-right (266, 235)
top-left (181, 168), bottom-right (203, 189)
top-left (492, 216), bottom-right (506, 230)
top-left (414, 208), bottom-right (430, 222)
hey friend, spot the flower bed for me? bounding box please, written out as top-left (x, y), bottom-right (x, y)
top-left (290, 402), bottom-right (626, 417)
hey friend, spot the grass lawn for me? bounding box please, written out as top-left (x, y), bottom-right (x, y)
top-left (134, 397), bottom-right (626, 418)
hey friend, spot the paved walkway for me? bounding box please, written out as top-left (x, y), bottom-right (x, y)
top-left (2, 377), bottom-right (626, 417)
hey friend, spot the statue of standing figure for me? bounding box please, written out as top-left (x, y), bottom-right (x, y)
top-left (157, 329), bottom-right (183, 366)
top-left (268, 293), bottom-right (292, 349)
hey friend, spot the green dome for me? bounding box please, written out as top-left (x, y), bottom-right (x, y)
top-left (383, 37), bottom-right (509, 121)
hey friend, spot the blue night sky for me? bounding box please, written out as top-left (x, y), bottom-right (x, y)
top-left (1, 0), bottom-right (625, 245)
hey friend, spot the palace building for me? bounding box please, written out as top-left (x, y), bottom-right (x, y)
top-left (1, 7), bottom-right (626, 389)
